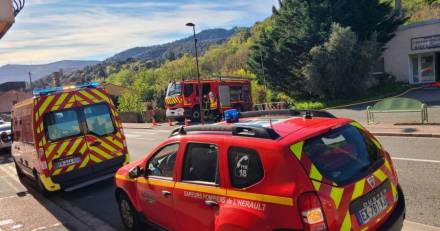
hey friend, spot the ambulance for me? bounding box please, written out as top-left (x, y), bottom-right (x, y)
top-left (11, 83), bottom-right (129, 193)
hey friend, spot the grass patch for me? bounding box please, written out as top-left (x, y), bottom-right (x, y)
top-left (294, 82), bottom-right (412, 110)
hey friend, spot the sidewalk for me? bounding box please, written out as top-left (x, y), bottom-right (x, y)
top-left (361, 122), bottom-right (440, 138)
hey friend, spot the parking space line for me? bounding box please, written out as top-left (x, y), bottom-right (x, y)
top-left (392, 157), bottom-right (440, 164)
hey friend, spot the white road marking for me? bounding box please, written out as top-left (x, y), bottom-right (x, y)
top-left (11, 224), bottom-right (23, 229)
top-left (392, 157), bottom-right (440, 164)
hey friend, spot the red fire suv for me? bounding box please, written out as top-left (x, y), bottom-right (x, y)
top-left (114, 110), bottom-right (405, 231)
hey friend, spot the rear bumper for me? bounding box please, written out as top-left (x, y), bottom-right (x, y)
top-left (378, 185), bottom-right (405, 231)
top-left (52, 155), bottom-right (126, 190)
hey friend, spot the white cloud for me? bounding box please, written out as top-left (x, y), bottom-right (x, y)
top-left (0, 0), bottom-right (278, 65)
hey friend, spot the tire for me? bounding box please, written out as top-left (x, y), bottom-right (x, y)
top-left (34, 171), bottom-right (51, 197)
top-left (191, 107), bottom-right (201, 122)
top-left (118, 192), bottom-right (142, 231)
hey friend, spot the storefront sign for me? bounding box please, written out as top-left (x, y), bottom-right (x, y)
top-left (411, 34), bottom-right (440, 50)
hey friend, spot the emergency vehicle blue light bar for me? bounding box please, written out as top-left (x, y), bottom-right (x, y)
top-left (33, 82), bottom-right (100, 96)
top-left (224, 109), bottom-right (239, 123)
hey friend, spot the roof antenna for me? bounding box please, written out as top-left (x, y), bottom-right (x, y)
top-left (269, 109), bottom-right (273, 129)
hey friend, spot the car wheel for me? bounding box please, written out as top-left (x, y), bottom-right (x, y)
top-left (118, 192), bottom-right (142, 231)
top-left (191, 107), bottom-right (201, 122)
top-left (34, 171), bottom-right (51, 197)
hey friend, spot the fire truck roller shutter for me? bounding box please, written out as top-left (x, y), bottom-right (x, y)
top-left (219, 85), bottom-right (231, 108)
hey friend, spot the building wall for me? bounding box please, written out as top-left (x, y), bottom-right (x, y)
top-left (0, 90), bottom-right (32, 113)
top-left (383, 19), bottom-right (440, 83)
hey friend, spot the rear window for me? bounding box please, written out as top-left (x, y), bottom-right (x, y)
top-left (303, 125), bottom-right (383, 185)
top-left (45, 109), bottom-right (81, 141)
top-left (84, 104), bottom-right (115, 136)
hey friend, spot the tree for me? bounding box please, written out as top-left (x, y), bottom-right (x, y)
top-left (118, 90), bottom-right (144, 112)
top-left (247, 0), bottom-right (405, 98)
top-left (304, 24), bottom-right (382, 98)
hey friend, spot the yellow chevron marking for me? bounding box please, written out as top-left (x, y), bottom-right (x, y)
top-left (373, 169), bottom-right (387, 182)
top-left (340, 211), bottom-right (352, 231)
top-left (65, 165), bottom-right (76, 173)
top-left (38, 95), bottom-right (55, 117)
top-left (91, 89), bottom-right (111, 104)
top-left (107, 136), bottom-right (123, 149)
top-left (51, 93), bottom-right (68, 111)
top-left (79, 156), bottom-right (89, 168)
top-left (67, 139), bottom-right (82, 155)
top-left (91, 147), bottom-right (113, 160)
top-left (53, 168), bottom-right (62, 175)
top-left (309, 164), bottom-right (323, 181)
top-left (100, 141), bottom-right (116, 153)
top-left (390, 182), bottom-right (398, 201)
top-left (55, 141), bottom-right (71, 159)
top-left (352, 179), bottom-right (365, 200)
top-left (80, 91), bottom-right (100, 103)
top-left (361, 227), bottom-right (369, 231)
top-left (89, 154), bottom-right (102, 163)
top-left (290, 142), bottom-right (303, 160)
top-left (372, 138), bottom-right (382, 150)
top-left (46, 143), bottom-right (57, 158)
top-left (330, 186), bottom-right (344, 209)
top-left (312, 180), bottom-right (321, 191)
top-left (79, 143), bottom-right (87, 153)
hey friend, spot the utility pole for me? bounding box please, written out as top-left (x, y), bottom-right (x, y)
top-left (186, 22), bottom-right (204, 124)
top-left (28, 72), bottom-right (33, 90)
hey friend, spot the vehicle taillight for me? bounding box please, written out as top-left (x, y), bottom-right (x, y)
top-left (298, 192), bottom-right (327, 231)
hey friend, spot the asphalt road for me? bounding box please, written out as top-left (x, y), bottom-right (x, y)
top-left (1, 127), bottom-right (439, 230)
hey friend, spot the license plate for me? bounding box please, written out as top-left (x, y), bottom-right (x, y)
top-left (350, 180), bottom-right (391, 225)
top-left (54, 155), bottom-right (82, 169)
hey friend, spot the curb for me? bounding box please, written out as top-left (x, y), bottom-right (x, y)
top-left (371, 132), bottom-right (440, 138)
top-left (325, 86), bottom-right (423, 110)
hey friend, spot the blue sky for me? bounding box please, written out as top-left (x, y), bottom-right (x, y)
top-left (0, 0), bottom-right (278, 66)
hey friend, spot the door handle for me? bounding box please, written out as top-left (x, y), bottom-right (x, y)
top-left (161, 190), bottom-right (172, 197)
top-left (90, 141), bottom-right (102, 147)
top-left (204, 200), bottom-right (218, 207)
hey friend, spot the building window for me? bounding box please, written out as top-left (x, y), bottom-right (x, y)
top-left (410, 54), bottom-right (436, 84)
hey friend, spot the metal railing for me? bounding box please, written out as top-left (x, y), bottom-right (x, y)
top-left (12, 0), bottom-right (25, 16)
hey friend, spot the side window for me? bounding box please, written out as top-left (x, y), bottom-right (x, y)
top-left (182, 143), bottom-right (219, 184)
top-left (184, 84), bottom-right (193, 97)
top-left (147, 143), bottom-right (179, 179)
top-left (228, 147), bottom-right (264, 188)
top-left (230, 86), bottom-right (243, 101)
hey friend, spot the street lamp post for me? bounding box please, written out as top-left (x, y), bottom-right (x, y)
top-left (186, 22), bottom-right (204, 124)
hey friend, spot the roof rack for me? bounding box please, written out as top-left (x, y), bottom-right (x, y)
top-left (169, 125), bottom-right (280, 140)
top-left (238, 109), bottom-right (336, 119)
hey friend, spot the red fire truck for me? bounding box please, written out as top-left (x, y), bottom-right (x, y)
top-left (165, 78), bottom-right (252, 121)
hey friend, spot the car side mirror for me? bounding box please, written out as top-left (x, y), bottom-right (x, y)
top-left (128, 166), bottom-right (142, 179)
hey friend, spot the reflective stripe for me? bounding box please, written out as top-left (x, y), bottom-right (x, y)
top-left (340, 212), bottom-right (352, 231)
top-left (312, 180), bottom-right (321, 191)
top-left (351, 179), bottom-right (365, 200)
top-left (330, 186), bottom-right (344, 209)
top-left (290, 141), bottom-right (303, 160)
top-left (115, 174), bottom-right (294, 207)
top-left (309, 164), bottom-right (322, 181)
top-left (175, 182), bottom-right (227, 196)
top-left (373, 169), bottom-right (387, 183)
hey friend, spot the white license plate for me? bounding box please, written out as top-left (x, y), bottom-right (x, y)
top-left (54, 156), bottom-right (82, 169)
top-left (356, 191), bottom-right (389, 225)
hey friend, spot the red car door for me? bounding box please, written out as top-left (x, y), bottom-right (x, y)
top-left (173, 140), bottom-right (224, 231)
top-left (136, 143), bottom-right (180, 230)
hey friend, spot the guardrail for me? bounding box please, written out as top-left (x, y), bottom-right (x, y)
top-left (254, 102), bottom-right (289, 111)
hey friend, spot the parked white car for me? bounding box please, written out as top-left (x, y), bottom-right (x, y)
top-left (0, 121), bottom-right (12, 150)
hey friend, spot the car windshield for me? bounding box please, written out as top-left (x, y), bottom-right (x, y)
top-left (45, 109), bottom-right (81, 141)
top-left (167, 82), bottom-right (182, 96)
top-left (302, 125), bottom-right (383, 185)
top-left (83, 104), bottom-right (115, 136)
